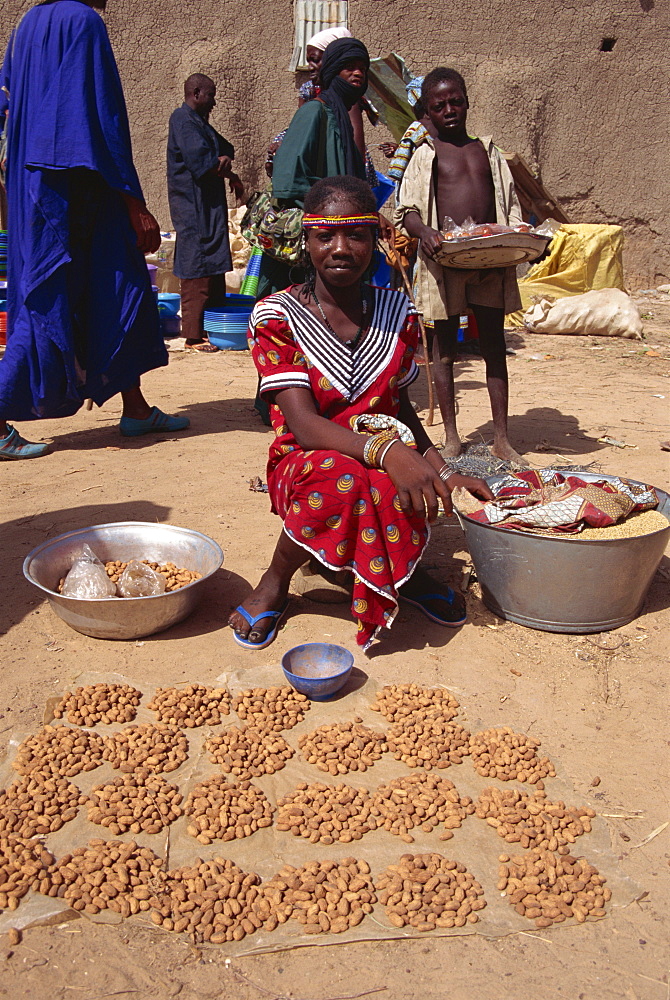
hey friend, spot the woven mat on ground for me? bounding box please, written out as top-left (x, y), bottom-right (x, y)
top-left (0, 667), bottom-right (641, 954)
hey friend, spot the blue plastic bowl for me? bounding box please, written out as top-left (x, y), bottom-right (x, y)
top-left (282, 642), bottom-right (353, 701)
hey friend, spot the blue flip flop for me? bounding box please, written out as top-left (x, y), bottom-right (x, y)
top-left (232, 601), bottom-right (289, 650)
top-left (400, 588), bottom-right (466, 627)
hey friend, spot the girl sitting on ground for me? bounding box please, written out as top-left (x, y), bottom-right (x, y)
top-left (229, 175), bottom-right (492, 650)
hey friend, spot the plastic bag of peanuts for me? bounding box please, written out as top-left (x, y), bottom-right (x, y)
top-left (60, 545), bottom-right (117, 600)
top-left (116, 560), bottom-right (166, 598)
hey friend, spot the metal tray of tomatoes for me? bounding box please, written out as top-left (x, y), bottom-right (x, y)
top-left (435, 231), bottom-right (551, 269)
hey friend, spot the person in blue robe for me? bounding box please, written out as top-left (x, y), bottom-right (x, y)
top-left (0, 0), bottom-right (189, 458)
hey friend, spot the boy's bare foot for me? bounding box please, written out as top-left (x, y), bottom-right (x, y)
top-left (440, 437), bottom-right (462, 459)
top-left (491, 441), bottom-right (529, 466)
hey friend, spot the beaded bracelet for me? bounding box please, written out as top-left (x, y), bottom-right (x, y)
top-left (362, 435), bottom-right (378, 467)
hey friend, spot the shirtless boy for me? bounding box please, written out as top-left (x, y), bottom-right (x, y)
top-left (397, 68), bottom-right (525, 463)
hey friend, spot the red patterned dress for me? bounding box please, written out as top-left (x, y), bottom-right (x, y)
top-left (249, 285), bottom-right (429, 649)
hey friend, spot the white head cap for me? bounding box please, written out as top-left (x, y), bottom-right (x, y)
top-left (307, 26), bottom-right (352, 51)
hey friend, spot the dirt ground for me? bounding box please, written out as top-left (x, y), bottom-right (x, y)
top-left (1, 304), bottom-right (669, 1000)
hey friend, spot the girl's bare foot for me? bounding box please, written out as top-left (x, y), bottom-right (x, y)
top-left (491, 440), bottom-right (529, 466)
top-left (228, 573), bottom-right (290, 646)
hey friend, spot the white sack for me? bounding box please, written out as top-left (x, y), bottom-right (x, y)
top-left (523, 288), bottom-right (643, 339)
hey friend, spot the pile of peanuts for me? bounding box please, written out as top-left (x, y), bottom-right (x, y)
top-left (147, 684), bottom-right (231, 727)
top-left (370, 684), bottom-right (460, 723)
top-left (0, 673), bottom-right (613, 940)
top-left (476, 787), bottom-right (595, 852)
top-left (0, 836), bottom-right (55, 910)
top-left (53, 839), bottom-right (165, 917)
top-left (184, 777), bottom-right (274, 845)
top-left (276, 782), bottom-right (375, 845)
top-left (147, 857), bottom-right (262, 943)
top-left (102, 724), bottom-right (188, 773)
top-left (254, 859), bottom-right (375, 934)
top-left (0, 773), bottom-right (85, 838)
top-left (387, 718), bottom-right (471, 769)
top-left (498, 849), bottom-right (610, 927)
top-left (53, 683), bottom-right (142, 726)
top-left (469, 728), bottom-right (556, 787)
top-left (231, 687), bottom-right (310, 732)
top-left (205, 726), bottom-right (294, 778)
top-left (375, 853), bottom-right (486, 931)
top-left (371, 773), bottom-right (475, 843)
top-left (13, 725), bottom-right (105, 777)
top-left (87, 773), bottom-right (183, 835)
top-left (297, 723), bottom-right (388, 775)
top-left (103, 560), bottom-right (202, 592)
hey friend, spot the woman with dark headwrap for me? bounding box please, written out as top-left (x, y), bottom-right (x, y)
top-left (257, 37), bottom-right (371, 299)
top-left (265, 29), bottom-right (378, 184)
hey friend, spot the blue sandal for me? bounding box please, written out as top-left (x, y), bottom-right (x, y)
top-left (400, 588), bottom-right (466, 627)
top-left (232, 601), bottom-right (289, 650)
top-left (119, 406), bottom-right (190, 437)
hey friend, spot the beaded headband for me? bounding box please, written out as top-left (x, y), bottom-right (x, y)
top-left (302, 213), bottom-right (379, 229)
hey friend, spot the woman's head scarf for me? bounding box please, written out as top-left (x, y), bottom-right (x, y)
top-left (320, 37), bottom-right (370, 91)
top-left (307, 26), bottom-right (352, 51)
top-left (318, 38), bottom-right (370, 180)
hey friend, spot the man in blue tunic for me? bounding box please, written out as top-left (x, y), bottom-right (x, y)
top-left (0, 0), bottom-right (189, 458)
top-left (167, 74), bottom-right (242, 353)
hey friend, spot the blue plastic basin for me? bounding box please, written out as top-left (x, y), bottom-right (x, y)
top-left (157, 293), bottom-right (181, 317)
top-left (207, 328), bottom-right (249, 350)
top-left (282, 643), bottom-right (353, 700)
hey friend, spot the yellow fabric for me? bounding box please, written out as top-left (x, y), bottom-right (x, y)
top-left (506, 223), bottom-right (625, 326)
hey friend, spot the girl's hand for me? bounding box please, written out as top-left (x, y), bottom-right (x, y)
top-left (443, 472), bottom-right (495, 503)
top-left (382, 442), bottom-right (452, 521)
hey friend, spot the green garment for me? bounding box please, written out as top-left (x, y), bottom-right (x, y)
top-left (271, 101), bottom-right (364, 208)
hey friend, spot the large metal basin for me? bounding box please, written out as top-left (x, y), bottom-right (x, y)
top-left (457, 473), bottom-right (670, 633)
top-left (23, 522), bottom-right (223, 640)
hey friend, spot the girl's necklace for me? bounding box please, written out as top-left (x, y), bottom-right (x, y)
top-left (311, 284), bottom-right (369, 351)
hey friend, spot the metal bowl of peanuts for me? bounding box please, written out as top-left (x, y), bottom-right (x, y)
top-left (23, 522), bottom-right (223, 639)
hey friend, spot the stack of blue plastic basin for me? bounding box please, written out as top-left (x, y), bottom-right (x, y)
top-left (204, 295), bottom-right (255, 350)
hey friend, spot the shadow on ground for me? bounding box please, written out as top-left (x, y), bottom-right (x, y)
top-left (641, 554), bottom-right (670, 616)
top-left (45, 398), bottom-right (268, 452)
top-left (142, 567), bottom-right (250, 641)
top-left (470, 406), bottom-right (608, 457)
